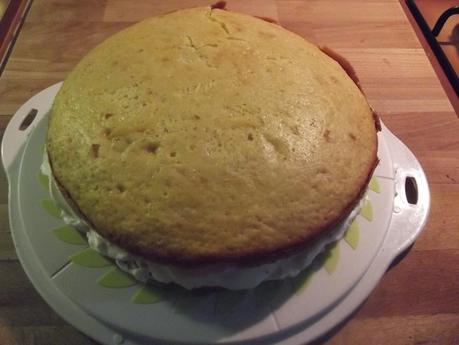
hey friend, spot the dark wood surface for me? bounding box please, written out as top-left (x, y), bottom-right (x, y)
top-left (400, 0), bottom-right (459, 114)
top-left (414, 0), bottom-right (458, 72)
top-left (0, 0), bottom-right (32, 71)
top-left (0, 1), bottom-right (458, 344)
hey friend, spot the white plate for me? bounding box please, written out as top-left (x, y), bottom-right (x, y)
top-left (1, 83), bottom-right (430, 345)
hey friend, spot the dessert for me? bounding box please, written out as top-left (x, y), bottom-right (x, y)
top-left (45, 6), bottom-right (379, 289)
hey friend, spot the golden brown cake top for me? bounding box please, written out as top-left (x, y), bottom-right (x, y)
top-left (47, 7), bottom-right (378, 266)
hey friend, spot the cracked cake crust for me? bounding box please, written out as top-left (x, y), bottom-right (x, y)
top-left (47, 7), bottom-right (379, 267)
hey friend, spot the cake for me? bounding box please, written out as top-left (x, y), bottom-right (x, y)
top-left (46, 6), bottom-right (379, 289)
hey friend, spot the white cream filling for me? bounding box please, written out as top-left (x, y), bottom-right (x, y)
top-left (42, 152), bottom-right (364, 290)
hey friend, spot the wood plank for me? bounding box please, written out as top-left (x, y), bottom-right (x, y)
top-left (336, 48), bottom-right (444, 81)
top-left (0, 230), bottom-right (14, 252)
top-left (26, 0), bottom-right (106, 23)
top-left (0, 206), bottom-right (8, 232)
top-left (0, 21), bottom-right (132, 116)
top-left (103, 0), bottom-right (279, 22)
top-left (0, 319), bottom-right (17, 345)
top-left (357, 249), bottom-right (459, 319)
top-left (0, 1), bottom-right (457, 344)
top-left (9, 326), bottom-right (96, 345)
top-left (278, 0), bottom-right (420, 49)
top-left (278, 1), bottom-right (408, 24)
top-left (382, 112), bottom-right (459, 151)
top-left (332, 48), bottom-right (452, 115)
top-left (0, 261), bottom-right (68, 327)
top-left (414, 185), bottom-right (459, 251)
top-left (325, 313), bottom-right (459, 345)
top-left (312, 23), bottom-right (420, 49)
top-left (9, 21), bottom-right (132, 62)
top-left (418, 151), bottom-right (459, 185)
top-left (0, 0), bottom-right (31, 72)
top-left (0, 117), bottom-right (9, 128)
top-left (413, 0), bottom-right (459, 73)
top-left (399, 0), bottom-right (459, 115)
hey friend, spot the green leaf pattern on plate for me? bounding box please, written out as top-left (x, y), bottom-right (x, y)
top-left (324, 242), bottom-right (340, 274)
top-left (98, 267), bottom-right (137, 288)
top-left (43, 152), bottom-right (379, 304)
top-left (369, 176), bottom-right (381, 193)
top-left (53, 225), bottom-right (87, 245)
top-left (37, 170), bottom-right (49, 189)
top-left (360, 198), bottom-right (373, 221)
top-left (344, 220), bottom-right (359, 249)
top-left (70, 248), bottom-right (111, 268)
top-left (132, 285), bottom-right (165, 304)
top-left (41, 199), bottom-right (61, 218)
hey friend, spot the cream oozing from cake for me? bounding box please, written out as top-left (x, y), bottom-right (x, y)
top-left (42, 152), bottom-right (365, 290)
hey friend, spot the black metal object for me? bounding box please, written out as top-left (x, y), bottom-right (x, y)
top-left (432, 5), bottom-right (459, 37)
top-left (406, 0), bottom-right (459, 97)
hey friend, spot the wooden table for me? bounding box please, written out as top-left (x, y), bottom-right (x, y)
top-left (0, 1), bottom-right (458, 344)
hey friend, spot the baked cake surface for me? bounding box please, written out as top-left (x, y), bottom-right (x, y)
top-left (47, 7), bottom-right (378, 266)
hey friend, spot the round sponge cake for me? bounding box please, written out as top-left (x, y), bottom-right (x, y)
top-left (47, 7), bottom-right (378, 267)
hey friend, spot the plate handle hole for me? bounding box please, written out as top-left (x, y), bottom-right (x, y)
top-left (405, 176), bottom-right (418, 205)
top-left (19, 108), bottom-right (38, 131)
